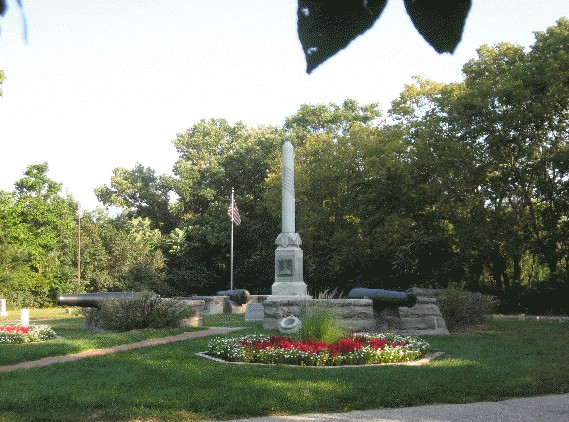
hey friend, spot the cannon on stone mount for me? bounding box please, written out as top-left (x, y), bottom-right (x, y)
top-left (347, 288), bottom-right (417, 309)
top-left (57, 292), bottom-right (148, 309)
top-left (215, 289), bottom-right (251, 305)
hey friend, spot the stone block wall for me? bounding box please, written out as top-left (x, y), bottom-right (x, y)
top-left (375, 290), bottom-right (449, 335)
top-left (262, 298), bottom-right (375, 331)
top-left (175, 295), bottom-right (269, 315)
top-left (183, 296), bottom-right (226, 315)
top-left (168, 298), bottom-right (205, 328)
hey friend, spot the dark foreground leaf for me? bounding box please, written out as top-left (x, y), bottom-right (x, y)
top-left (298, 0), bottom-right (388, 74)
top-left (404, 0), bottom-right (471, 53)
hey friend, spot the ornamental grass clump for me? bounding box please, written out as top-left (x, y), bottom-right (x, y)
top-left (0, 324), bottom-right (57, 344)
top-left (206, 332), bottom-right (430, 366)
top-left (296, 295), bottom-right (346, 344)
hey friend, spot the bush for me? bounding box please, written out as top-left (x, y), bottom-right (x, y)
top-left (83, 293), bottom-right (195, 332)
top-left (439, 290), bottom-right (498, 332)
top-left (0, 270), bottom-right (53, 308)
top-left (295, 301), bottom-right (346, 343)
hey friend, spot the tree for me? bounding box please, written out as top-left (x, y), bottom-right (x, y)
top-left (0, 163), bottom-right (79, 306)
top-left (284, 99), bottom-right (381, 140)
top-left (385, 19), bottom-right (569, 312)
top-left (270, 101), bottom-right (399, 291)
top-left (95, 164), bottom-right (176, 233)
top-left (167, 119), bottom-right (283, 294)
top-left (0, 69), bottom-right (4, 96)
top-left (78, 211), bottom-right (170, 294)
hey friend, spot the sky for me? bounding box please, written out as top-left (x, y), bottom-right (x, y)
top-left (0, 1), bottom-right (567, 211)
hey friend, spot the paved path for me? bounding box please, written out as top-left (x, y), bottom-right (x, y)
top-left (226, 393), bottom-right (569, 422)
top-left (0, 327), bottom-right (241, 373)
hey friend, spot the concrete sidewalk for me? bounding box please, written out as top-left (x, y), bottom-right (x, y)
top-left (227, 393), bottom-right (569, 422)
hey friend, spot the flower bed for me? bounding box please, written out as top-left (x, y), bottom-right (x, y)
top-left (205, 333), bottom-right (431, 366)
top-left (0, 325), bottom-right (58, 344)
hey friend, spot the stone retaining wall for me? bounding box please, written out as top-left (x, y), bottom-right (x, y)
top-left (262, 298), bottom-right (375, 331)
top-left (375, 294), bottom-right (449, 335)
top-left (174, 295), bottom-right (270, 315)
top-left (166, 298), bottom-right (205, 328)
top-left (261, 289), bottom-right (450, 335)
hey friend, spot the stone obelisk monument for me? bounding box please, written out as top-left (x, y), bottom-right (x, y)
top-left (270, 141), bottom-right (310, 299)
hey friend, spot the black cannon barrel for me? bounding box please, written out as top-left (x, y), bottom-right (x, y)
top-left (216, 289), bottom-right (251, 305)
top-left (57, 292), bottom-right (141, 308)
top-left (347, 288), bottom-right (417, 308)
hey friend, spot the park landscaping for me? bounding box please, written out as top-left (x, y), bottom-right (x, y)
top-left (0, 324), bottom-right (57, 344)
top-left (0, 311), bottom-right (568, 421)
top-left (205, 332), bottom-right (431, 366)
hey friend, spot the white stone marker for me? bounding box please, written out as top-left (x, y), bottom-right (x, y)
top-left (244, 303), bottom-right (265, 322)
top-left (0, 299), bottom-right (7, 317)
top-left (270, 141), bottom-right (310, 299)
top-left (20, 309), bottom-right (30, 327)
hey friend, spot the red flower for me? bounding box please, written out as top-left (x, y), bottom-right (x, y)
top-left (238, 335), bottom-right (411, 357)
top-left (328, 338), bottom-right (363, 356)
top-left (0, 326), bottom-right (30, 334)
top-left (369, 338), bottom-right (389, 349)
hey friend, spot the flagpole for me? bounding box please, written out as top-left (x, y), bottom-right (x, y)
top-left (230, 187), bottom-right (234, 290)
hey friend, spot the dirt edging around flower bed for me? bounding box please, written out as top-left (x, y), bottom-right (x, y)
top-left (195, 350), bottom-right (446, 368)
top-left (0, 327), bottom-right (243, 373)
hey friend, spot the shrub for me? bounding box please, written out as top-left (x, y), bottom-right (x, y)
top-left (83, 293), bottom-right (195, 332)
top-left (439, 289), bottom-right (498, 332)
top-left (295, 300), bottom-right (346, 344)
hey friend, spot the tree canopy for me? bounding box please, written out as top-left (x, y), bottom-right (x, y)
top-left (1, 18), bottom-right (568, 314)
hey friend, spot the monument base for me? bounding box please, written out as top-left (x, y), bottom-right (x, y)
top-left (261, 289), bottom-right (450, 335)
top-left (263, 298), bottom-right (374, 331)
top-left (270, 281), bottom-right (311, 298)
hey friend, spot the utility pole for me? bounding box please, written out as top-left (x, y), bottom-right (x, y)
top-left (77, 213), bottom-right (81, 284)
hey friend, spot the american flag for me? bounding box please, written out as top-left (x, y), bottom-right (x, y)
top-left (227, 203), bottom-right (241, 226)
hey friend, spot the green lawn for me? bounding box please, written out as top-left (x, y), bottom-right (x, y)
top-left (1, 313), bottom-right (568, 421)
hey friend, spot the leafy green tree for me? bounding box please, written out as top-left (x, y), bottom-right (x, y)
top-left (269, 101), bottom-right (397, 291)
top-left (455, 22), bottom-right (569, 295)
top-left (284, 99), bottom-right (381, 141)
top-left (0, 69), bottom-right (4, 96)
top-left (78, 211), bottom-right (170, 294)
top-left (0, 163), bottom-right (78, 306)
top-left (170, 119), bottom-right (283, 294)
top-left (95, 164), bottom-right (176, 233)
top-left (385, 19), bottom-right (569, 312)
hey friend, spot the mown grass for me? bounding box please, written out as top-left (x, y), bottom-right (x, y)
top-left (0, 308), bottom-right (205, 366)
top-left (0, 313), bottom-right (568, 421)
top-left (0, 306), bottom-right (80, 322)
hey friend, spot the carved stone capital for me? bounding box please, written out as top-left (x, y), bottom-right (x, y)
top-left (275, 232), bottom-right (302, 248)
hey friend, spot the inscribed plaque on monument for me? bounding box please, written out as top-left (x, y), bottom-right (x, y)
top-left (277, 259), bottom-right (294, 277)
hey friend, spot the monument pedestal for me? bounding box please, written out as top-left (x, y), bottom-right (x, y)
top-left (271, 245), bottom-right (310, 298)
